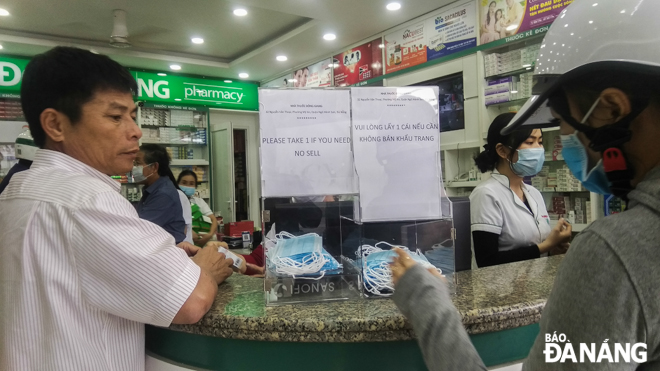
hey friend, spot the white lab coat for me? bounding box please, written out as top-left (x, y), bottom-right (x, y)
top-left (470, 170), bottom-right (551, 257)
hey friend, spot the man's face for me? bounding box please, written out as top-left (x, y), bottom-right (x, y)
top-left (62, 90), bottom-right (141, 175)
top-left (506, 0), bottom-right (513, 7)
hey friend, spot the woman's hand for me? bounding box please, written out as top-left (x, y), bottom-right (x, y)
top-left (538, 218), bottom-right (572, 253)
top-left (390, 248), bottom-right (417, 287)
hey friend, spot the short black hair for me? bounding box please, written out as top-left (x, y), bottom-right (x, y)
top-left (474, 112), bottom-right (535, 173)
top-left (177, 169), bottom-right (198, 186)
top-left (21, 46), bottom-right (137, 148)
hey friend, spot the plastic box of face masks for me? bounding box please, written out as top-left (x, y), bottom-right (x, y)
top-left (262, 198), bottom-right (364, 306)
top-left (351, 217), bottom-right (456, 299)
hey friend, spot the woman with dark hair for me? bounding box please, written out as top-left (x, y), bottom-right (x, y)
top-left (134, 144), bottom-right (188, 245)
top-left (470, 113), bottom-right (572, 267)
top-left (480, 1), bottom-right (500, 44)
top-left (177, 169), bottom-right (218, 247)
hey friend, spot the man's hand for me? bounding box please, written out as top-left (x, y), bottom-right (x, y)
top-left (191, 246), bottom-right (233, 285)
top-left (204, 240), bottom-right (229, 250)
top-left (177, 242), bottom-right (201, 257)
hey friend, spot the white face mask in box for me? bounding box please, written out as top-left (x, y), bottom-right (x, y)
top-left (268, 232), bottom-right (328, 279)
top-left (360, 242), bottom-right (439, 297)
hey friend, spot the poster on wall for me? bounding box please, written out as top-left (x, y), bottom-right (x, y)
top-left (478, 0), bottom-right (573, 45)
top-left (292, 59), bottom-right (333, 88)
top-left (384, 23), bottom-right (427, 74)
top-left (333, 38), bottom-right (383, 87)
top-left (426, 1), bottom-right (477, 61)
top-left (259, 89), bottom-right (356, 197)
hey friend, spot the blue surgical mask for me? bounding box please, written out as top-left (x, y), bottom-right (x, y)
top-left (180, 185), bottom-right (196, 197)
top-left (559, 97), bottom-right (612, 195)
top-left (132, 163), bottom-right (154, 183)
top-left (509, 147), bottom-right (545, 177)
top-left (268, 232), bottom-right (342, 278)
top-left (561, 134), bottom-right (612, 194)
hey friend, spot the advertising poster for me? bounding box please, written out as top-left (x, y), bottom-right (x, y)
top-left (333, 38), bottom-right (383, 87)
top-left (478, 0), bottom-right (573, 45)
top-left (426, 1), bottom-right (478, 61)
top-left (292, 59), bottom-right (333, 88)
top-left (384, 23), bottom-right (427, 74)
top-left (259, 89), bottom-right (356, 197)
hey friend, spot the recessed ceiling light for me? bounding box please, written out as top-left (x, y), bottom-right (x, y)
top-left (323, 33), bottom-right (336, 41)
top-left (238, 72), bottom-right (249, 78)
top-left (386, 2), bottom-right (401, 11)
top-left (0, 9), bottom-right (9, 16)
top-left (234, 8), bottom-right (248, 16)
top-left (175, 98), bottom-right (181, 101)
top-left (224, 80), bottom-right (232, 83)
top-left (589, 20), bottom-right (593, 24)
top-left (0, 45), bottom-right (4, 50)
top-left (191, 37), bottom-right (204, 44)
top-left (276, 55), bottom-right (288, 61)
top-left (170, 64), bottom-right (181, 71)
top-left (592, 3), bottom-right (598, 6)
top-left (378, 44), bottom-right (384, 48)
top-left (158, 73), bottom-right (167, 76)
top-left (506, 24), bottom-right (517, 31)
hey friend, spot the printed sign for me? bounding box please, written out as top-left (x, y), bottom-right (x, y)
top-left (259, 89), bottom-right (356, 197)
top-left (479, 0), bottom-right (573, 45)
top-left (333, 38), bottom-right (383, 87)
top-left (384, 23), bottom-right (427, 73)
top-left (351, 87), bottom-right (443, 222)
top-left (293, 59), bottom-right (332, 88)
top-left (426, 1), bottom-right (478, 61)
top-left (0, 56), bottom-right (29, 98)
top-left (132, 71), bottom-right (258, 111)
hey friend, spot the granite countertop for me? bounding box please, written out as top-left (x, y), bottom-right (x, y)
top-left (169, 255), bottom-right (563, 342)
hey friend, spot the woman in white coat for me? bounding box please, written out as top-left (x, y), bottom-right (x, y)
top-left (470, 113), bottom-right (572, 267)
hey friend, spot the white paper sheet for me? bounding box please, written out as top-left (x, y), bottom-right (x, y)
top-left (351, 87), bottom-right (443, 222)
top-left (259, 89), bottom-right (356, 197)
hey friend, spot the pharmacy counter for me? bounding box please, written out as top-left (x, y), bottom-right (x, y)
top-left (146, 255), bottom-right (563, 370)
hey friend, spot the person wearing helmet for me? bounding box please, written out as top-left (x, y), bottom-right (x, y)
top-left (388, 1), bottom-right (660, 370)
top-left (0, 128), bottom-right (37, 194)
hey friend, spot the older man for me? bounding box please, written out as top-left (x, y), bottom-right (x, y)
top-left (0, 47), bottom-right (233, 370)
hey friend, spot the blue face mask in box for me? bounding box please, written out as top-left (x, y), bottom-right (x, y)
top-left (509, 147), bottom-right (545, 177)
top-left (179, 185), bottom-right (196, 198)
top-left (361, 242), bottom-right (437, 297)
top-left (269, 232), bottom-right (330, 278)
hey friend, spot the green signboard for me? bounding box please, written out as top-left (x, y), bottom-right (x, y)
top-left (0, 55), bottom-right (258, 111)
top-left (0, 56), bottom-right (29, 98)
top-left (131, 71), bottom-right (258, 111)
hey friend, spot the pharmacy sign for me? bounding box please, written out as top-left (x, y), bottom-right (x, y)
top-left (131, 71), bottom-right (258, 111)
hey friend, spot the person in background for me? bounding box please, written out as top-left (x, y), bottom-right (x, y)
top-left (134, 144), bottom-right (188, 246)
top-left (0, 129), bottom-right (38, 194)
top-left (0, 46), bottom-right (233, 370)
top-left (390, 1), bottom-right (660, 369)
top-left (470, 113), bottom-right (571, 267)
top-left (177, 169), bottom-right (218, 246)
top-left (177, 187), bottom-right (194, 244)
top-left (177, 169), bottom-right (264, 276)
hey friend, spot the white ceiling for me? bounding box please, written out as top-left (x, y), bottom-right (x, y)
top-left (0, 0), bottom-right (456, 82)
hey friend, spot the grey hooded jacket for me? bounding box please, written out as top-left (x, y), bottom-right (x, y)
top-left (393, 166), bottom-right (660, 370)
